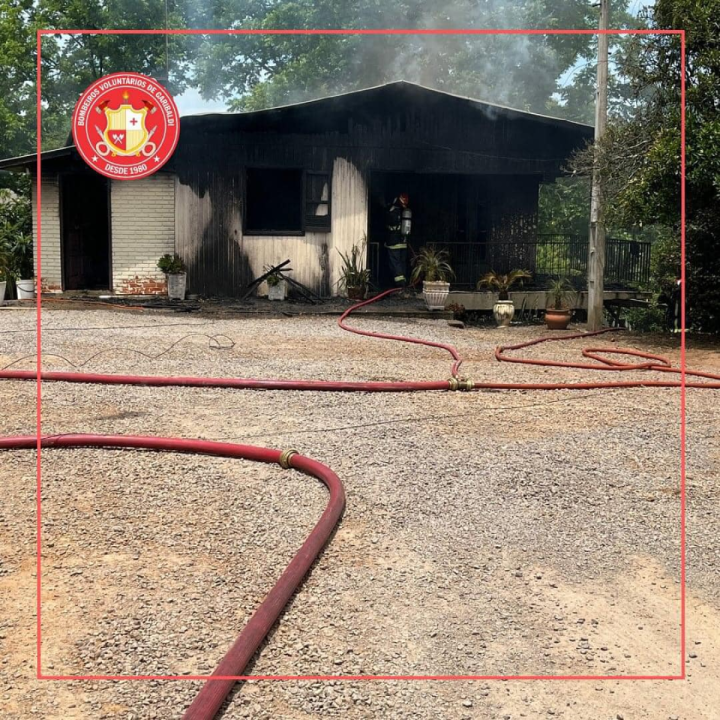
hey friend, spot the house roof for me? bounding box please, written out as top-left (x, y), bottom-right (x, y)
top-left (184, 80), bottom-right (592, 132)
top-left (0, 145), bottom-right (75, 171)
top-left (0, 81), bottom-right (592, 169)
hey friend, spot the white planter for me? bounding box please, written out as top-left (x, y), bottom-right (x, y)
top-left (493, 299), bottom-right (515, 327)
top-left (422, 281), bottom-right (450, 311)
top-left (167, 272), bottom-right (187, 300)
top-left (0, 280), bottom-right (6, 304)
top-left (268, 279), bottom-right (287, 301)
top-left (17, 278), bottom-right (35, 299)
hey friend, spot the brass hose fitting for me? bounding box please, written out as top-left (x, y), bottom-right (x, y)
top-left (278, 448), bottom-right (299, 469)
top-left (448, 377), bottom-right (473, 391)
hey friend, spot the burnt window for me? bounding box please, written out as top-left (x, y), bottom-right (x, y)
top-left (305, 172), bottom-right (331, 232)
top-left (245, 168), bottom-right (303, 234)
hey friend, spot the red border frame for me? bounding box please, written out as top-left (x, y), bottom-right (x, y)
top-left (35, 27), bottom-right (687, 682)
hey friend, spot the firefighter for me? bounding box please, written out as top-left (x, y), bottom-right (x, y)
top-left (385, 192), bottom-right (411, 288)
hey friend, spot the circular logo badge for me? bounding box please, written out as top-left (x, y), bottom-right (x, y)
top-left (72, 72), bottom-right (180, 180)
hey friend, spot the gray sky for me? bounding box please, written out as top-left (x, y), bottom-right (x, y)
top-left (176, 86), bottom-right (226, 116)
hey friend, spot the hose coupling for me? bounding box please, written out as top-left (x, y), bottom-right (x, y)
top-left (278, 448), bottom-right (299, 469)
top-left (448, 377), bottom-right (474, 391)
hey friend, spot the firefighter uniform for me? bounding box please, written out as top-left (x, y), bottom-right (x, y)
top-left (385, 194), bottom-right (410, 287)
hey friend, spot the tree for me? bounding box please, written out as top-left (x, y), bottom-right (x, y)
top-left (189, 0), bottom-right (634, 116)
top-left (571, 0), bottom-right (720, 330)
top-left (0, 0), bottom-right (40, 177)
top-left (0, 0), bottom-right (192, 162)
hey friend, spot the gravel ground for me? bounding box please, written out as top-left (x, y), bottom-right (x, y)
top-left (0, 305), bottom-right (719, 719)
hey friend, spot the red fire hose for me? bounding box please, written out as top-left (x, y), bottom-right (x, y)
top-left (2, 289), bottom-right (718, 390)
top-left (0, 434), bottom-right (345, 720)
top-left (1, 290), bottom-right (719, 720)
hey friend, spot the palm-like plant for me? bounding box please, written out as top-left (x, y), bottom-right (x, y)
top-left (547, 276), bottom-right (575, 310)
top-left (477, 269), bottom-right (532, 300)
top-left (411, 246), bottom-right (455, 284)
top-left (336, 239), bottom-right (371, 291)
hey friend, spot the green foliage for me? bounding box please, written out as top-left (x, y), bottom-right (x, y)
top-left (538, 177), bottom-right (590, 235)
top-left (157, 253), bottom-right (186, 274)
top-left (0, 187), bottom-right (33, 279)
top-left (546, 276), bottom-right (574, 310)
top-left (0, 0), bottom-right (39, 158)
top-left (336, 239), bottom-right (370, 290)
top-left (649, 231), bottom-right (681, 295)
top-left (570, 0), bottom-right (720, 331)
top-left (623, 302), bottom-right (667, 333)
top-left (190, 1), bottom-right (639, 117)
top-left (411, 246), bottom-right (454, 284)
top-left (0, 239), bottom-right (10, 280)
top-left (477, 269), bottom-right (531, 300)
top-left (10, 233), bottom-right (33, 278)
top-left (0, 0), bottom-right (191, 157)
top-left (264, 265), bottom-right (284, 287)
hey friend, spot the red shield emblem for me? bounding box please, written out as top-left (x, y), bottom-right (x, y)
top-left (72, 72), bottom-right (180, 180)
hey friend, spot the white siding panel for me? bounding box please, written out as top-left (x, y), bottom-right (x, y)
top-left (31, 173), bottom-right (63, 292)
top-left (329, 157), bottom-right (368, 290)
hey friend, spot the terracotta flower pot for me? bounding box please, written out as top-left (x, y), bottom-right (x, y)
top-left (544, 308), bottom-right (572, 330)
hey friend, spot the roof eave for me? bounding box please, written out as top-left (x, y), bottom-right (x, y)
top-left (0, 146), bottom-right (75, 170)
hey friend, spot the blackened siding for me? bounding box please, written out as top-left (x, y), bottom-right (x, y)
top-left (169, 84), bottom-right (590, 296)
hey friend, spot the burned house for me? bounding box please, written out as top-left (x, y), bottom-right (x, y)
top-left (0, 81), bottom-right (650, 298)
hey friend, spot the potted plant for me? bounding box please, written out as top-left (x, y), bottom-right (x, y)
top-left (1, 188), bottom-right (32, 300)
top-left (265, 266), bottom-right (287, 301)
top-left (337, 240), bottom-right (371, 301)
top-left (157, 253), bottom-right (187, 300)
top-left (545, 276), bottom-right (575, 330)
top-left (477, 269), bottom-right (532, 326)
top-left (411, 246), bottom-right (455, 310)
top-left (11, 234), bottom-right (35, 299)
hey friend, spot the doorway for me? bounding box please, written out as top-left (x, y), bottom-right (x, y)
top-left (61, 174), bottom-right (110, 290)
top-left (367, 171), bottom-right (488, 290)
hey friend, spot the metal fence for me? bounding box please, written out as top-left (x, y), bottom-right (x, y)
top-left (369, 234), bottom-right (651, 289)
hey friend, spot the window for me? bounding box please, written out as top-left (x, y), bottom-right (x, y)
top-left (305, 172), bottom-right (331, 232)
top-left (244, 168), bottom-right (332, 235)
top-left (245, 168), bottom-right (303, 234)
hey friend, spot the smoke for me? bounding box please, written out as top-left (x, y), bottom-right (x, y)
top-left (184, 0), bottom-right (600, 117)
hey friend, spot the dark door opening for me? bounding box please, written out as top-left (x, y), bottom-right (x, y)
top-left (61, 174), bottom-right (110, 290)
top-left (367, 171), bottom-right (489, 290)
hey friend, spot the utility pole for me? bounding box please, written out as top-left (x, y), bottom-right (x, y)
top-left (587, 0), bottom-right (610, 330)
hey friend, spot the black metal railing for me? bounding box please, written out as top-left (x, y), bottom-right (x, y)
top-left (368, 235), bottom-right (651, 290)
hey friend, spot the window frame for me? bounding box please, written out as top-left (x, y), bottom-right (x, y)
top-left (305, 170), bottom-right (332, 233)
top-left (243, 167), bottom-right (333, 236)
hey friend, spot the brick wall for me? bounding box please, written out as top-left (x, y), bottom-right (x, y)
top-left (111, 173), bottom-right (175, 294)
top-left (31, 173), bottom-right (63, 292)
